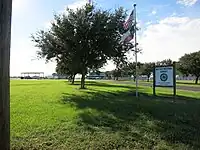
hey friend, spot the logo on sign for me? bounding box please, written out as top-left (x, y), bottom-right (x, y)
top-left (160, 73), bottom-right (168, 82)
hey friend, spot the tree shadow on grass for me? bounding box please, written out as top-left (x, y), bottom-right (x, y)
top-left (177, 81), bottom-right (200, 86)
top-left (12, 83), bottom-right (51, 87)
top-left (66, 81), bottom-right (135, 89)
top-left (61, 87), bottom-right (200, 149)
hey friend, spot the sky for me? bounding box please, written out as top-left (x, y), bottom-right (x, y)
top-left (11, 0), bottom-right (200, 76)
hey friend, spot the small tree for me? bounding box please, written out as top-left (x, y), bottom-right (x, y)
top-left (105, 71), bottom-right (112, 79)
top-left (52, 73), bottom-right (57, 79)
top-left (56, 59), bottom-right (80, 84)
top-left (156, 59), bottom-right (172, 66)
top-left (141, 62), bottom-right (154, 82)
top-left (125, 62), bottom-right (143, 81)
top-left (178, 51), bottom-right (200, 84)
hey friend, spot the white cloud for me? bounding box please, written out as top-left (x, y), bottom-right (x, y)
top-left (12, 0), bottom-right (25, 10)
top-left (159, 17), bottom-right (190, 24)
top-left (139, 17), bottom-right (200, 63)
top-left (177, 0), bottom-right (198, 6)
top-left (171, 12), bottom-right (177, 16)
top-left (10, 39), bottom-right (56, 76)
top-left (12, 0), bottom-right (34, 14)
top-left (145, 21), bottom-right (153, 26)
top-left (44, 0), bottom-right (87, 29)
top-left (11, 0), bottom-right (88, 76)
top-left (66, 0), bottom-right (87, 10)
top-left (151, 10), bottom-right (157, 15)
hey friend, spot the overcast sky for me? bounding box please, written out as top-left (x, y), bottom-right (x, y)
top-left (11, 0), bottom-right (200, 76)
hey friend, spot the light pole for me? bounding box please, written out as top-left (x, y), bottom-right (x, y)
top-left (0, 0), bottom-right (12, 149)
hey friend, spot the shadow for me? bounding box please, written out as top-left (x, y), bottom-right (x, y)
top-left (139, 92), bottom-right (200, 103)
top-left (65, 81), bottom-right (135, 89)
top-left (177, 81), bottom-right (200, 86)
top-left (11, 83), bottom-right (51, 87)
top-left (61, 86), bottom-right (200, 149)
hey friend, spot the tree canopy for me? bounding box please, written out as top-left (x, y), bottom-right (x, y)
top-left (141, 62), bottom-right (154, 82)
top-left (156, 59), bottom-right (173, 66)
top-left (178, 51), bottom-right (200, 84)
top-left (32, 4), bottom-right (130, 88)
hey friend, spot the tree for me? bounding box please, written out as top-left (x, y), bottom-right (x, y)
top-left (156, 59), bottom-right (173, 66)
top-left (112, 42), bottom-right (134, 80)
top-left (52, 73), bottom-right (57, 77)
top-left (32, 5), bottom-right (128, 89)
top-left (112, 69), bottom-right (121, 80)
top-left (178, 51), bottom-right (200, 84)
top-left (55, 58), bottom-right (81, 84)
top-left (110, 62), bottom-right (143, 81)
top-left (125, 62), bottom-right (143, 81)
top-left (141, 62), bottom-right (154, 82)
top-left (105, 71), bottom-right (112, 79)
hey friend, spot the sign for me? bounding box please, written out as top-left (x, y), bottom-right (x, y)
top-left (153, 63), bottom-right (176, 98)
top-left (155, 66), bottom-right (174, 87)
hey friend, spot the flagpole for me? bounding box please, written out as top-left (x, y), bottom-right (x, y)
top-left (134, 4), bottom-right (138, 97)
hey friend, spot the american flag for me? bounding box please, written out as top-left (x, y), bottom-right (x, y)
top-left (89, 0), bottom-right (92, 5)
top-left (121, 25), bottom-right (135, 43)
top-left (124, 33), bottom-right (134, 43)
top-left (123, 10), bottom-right (134, 31)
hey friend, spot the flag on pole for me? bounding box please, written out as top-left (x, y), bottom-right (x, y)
top-left (121, 30), bottom-right (133, 43)
top-left (123, 10), bottom-right (134, 31)
top-left (89, 0), bottom-right (92, 5)
top-left (121, 25), bottom-right (135, 43)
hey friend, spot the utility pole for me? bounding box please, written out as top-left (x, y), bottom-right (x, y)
top-left (0, 0), bottom-right (12, 149)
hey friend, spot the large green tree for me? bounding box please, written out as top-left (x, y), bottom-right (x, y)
top-left (156, 59), bottom-right (173, 66)
top-left (178, 51), bottom-right (200, 84)
top-left (32, 5), bottom-right (128, 88)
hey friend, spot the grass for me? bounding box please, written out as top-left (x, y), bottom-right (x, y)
top-left (110, 79), bottom-right (200, 87)
top-left (11, 80), bottom-right (200, 150)
top-left (142, 80), bottom-right (200, 87)
top-left (176, 80), bottom-right (200, 87)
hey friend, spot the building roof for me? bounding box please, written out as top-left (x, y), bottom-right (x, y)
top-left (21, 72), bottom-right (44, 74)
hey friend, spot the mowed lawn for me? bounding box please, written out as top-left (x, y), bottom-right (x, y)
top-left (11, 80), bottom-right (200, 150)
top-left (139, 80), bottom-right (200, 87)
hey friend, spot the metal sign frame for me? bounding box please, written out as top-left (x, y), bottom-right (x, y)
top-left (153, 62), bottom-right (176, 97)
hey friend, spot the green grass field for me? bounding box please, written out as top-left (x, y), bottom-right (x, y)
top-left (138, 80), bottom-right (200, 87)
top-left (11, 80), bottom-right (200, 150)
top-left (176, 80), bottom-right (200, 87)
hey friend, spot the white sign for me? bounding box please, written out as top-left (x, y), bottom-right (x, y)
top-left (155, 66), bottom-right (174, 87)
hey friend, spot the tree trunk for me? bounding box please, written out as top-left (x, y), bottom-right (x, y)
top-left (81, 72), bottom-right (86, 89)
top-left (0, 0), bottom-right (12, 149)
top-left (195, 76), bottom-right (199, 84)
top-left (116, 76), bottom-right (119, 80)
top-left (71, 74), bottom-right (75, 85)
top-left (147, 75), bottom-right (150, 82)
top-left (133, 76), bottom-right (136, 82)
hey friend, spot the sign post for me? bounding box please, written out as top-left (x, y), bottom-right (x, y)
top-left (153, 62), bottom-right (176, 98)
top-left (173, 62), bottom-right (176, 100)
top-left (153, 63), bottom-right (156, 96)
